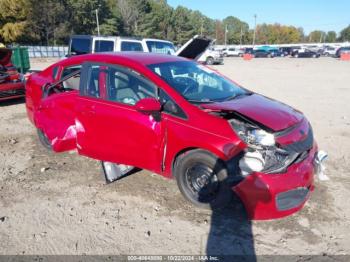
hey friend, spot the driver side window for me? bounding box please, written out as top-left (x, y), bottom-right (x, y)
top-left (106, 66), bottom-right (157, 106)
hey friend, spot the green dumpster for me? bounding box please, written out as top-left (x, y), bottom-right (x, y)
top-left (10, 47), bottom-right (30, 74)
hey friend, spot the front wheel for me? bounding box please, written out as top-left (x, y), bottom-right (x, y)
top-left (174, 150), bottom-right (232, 209)
top-left (206, 57), bottom-right (214, 65)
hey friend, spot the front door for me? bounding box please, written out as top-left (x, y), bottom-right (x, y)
top-left (76, 63), bottom-right (165, 173)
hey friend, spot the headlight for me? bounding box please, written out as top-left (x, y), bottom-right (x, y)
top-left (230, 119), bottom-right (275, 147)
top-left (248, 129), bottom-right (275, 146)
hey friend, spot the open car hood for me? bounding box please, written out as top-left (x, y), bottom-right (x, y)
top-left (175, 35), bottom-right (213, 60)
top-left (0, 48), bottom-right (12, 66)
top-left (201, 94), bottom-right (304, 131)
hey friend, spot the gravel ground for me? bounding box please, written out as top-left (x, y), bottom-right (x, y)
top-left (0, 56), bottom-right (350, 257)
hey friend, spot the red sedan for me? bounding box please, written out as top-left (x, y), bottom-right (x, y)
top-left (0, 48), bottom-right (25, 101)
top-left (25, 52), bottom-right (326, 220)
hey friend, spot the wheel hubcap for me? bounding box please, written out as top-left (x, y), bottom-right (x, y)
top-left (185, 164), bottom-right (219, 202)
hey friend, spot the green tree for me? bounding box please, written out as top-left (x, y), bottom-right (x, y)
top-left (25, 0), bottom-right (68, 45)
top-left (172, 6), bottom-right (196, 44)
top-left (223, 16), bottom-right (249, 45)
top-left (325, 31), bottom-right (336, 43)
top-left (0, 0), bottom-right (29, 43)
top-left (308, 30), bottom-right (325, 42)
top-left (256, 23), bottom-right (302, 44)
top-left (67, 0), bottom-right (112, 35)
top-left (339, 25), bottom-right (350, 42)
top-left (139, 0), bottom-right (173, 40)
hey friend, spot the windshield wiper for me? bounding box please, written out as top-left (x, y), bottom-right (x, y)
top-left (222, 92), bottom-right (252, 101)
top-left (187, 99), bottom-right (216, 104)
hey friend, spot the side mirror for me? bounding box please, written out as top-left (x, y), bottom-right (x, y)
top-left (135, 97), bottom-right (161, 114)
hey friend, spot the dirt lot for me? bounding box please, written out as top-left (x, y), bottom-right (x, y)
top-left (1, 57), bottom-right (350, 256)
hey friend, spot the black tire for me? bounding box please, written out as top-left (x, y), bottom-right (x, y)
top-left (37, 129), bottom-right (52, 150)
top-left (206, 57), bottom-right (214, 65)
top-left (174, 150), bottom-right (232, 209)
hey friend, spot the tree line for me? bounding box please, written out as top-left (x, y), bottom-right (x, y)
top-left (1, 0), bottom-right (349, 46)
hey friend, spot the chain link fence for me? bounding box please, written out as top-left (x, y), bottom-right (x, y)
top-left (23, 46), bottom-right (69, 58)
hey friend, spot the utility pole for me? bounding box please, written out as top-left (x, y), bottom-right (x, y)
top-left (252, 14), bottom-right (257, 46)
top-left (201, 19), bottom-right (204, 36)
top-left (240, 26), bottom-right (243, 47)
top-left (224, 24), bottom-right (228, 46)
top-left (95, 9), bottom-right (100, 36)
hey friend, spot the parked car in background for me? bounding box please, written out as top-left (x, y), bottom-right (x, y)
top-left (251, 49), bottom-right (274, 58)
top-left (0, 48), bottom-right (25, 101)
top-left (244, 47), bottom-right (253, 54)
top-left (335, 46), bottom-right (350, 58)
top-left (279, 47), bottom-right (293, 56)
top-left (291, 49), bottom-right (320, 58)
top-left (270, 49), bottom-right (285, 57)
top-left (223, 47), bottom-right (244, 57)
top-left (25, 52), bottom-right (326, 220)
top-left (197, 47), bottom-right (224, 65)
top-left (323, 46), bottom-right (337, 57)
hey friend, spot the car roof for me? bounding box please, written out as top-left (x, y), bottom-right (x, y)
top-left (61, 52), bottom-right (189, 67)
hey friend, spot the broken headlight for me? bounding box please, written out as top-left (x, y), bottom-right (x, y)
top-left (230, 119), bottom-right (275, 147)
top-left (229, 119), bottom-right (297, 176)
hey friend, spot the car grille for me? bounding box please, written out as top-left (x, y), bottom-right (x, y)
top-left (281, 127), bottom-right (314, 153)
top-left (276, 187), bottom-right (310, 211)
top-left (0, 88), bottom-right (25, 99)
top-left (263, 125), bottom-right (313, 174)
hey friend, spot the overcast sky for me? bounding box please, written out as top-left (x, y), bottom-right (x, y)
top-left (167, 0), bottom-right (350, 34)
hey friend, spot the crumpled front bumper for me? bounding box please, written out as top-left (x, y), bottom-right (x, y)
top-left (233, 144), bottom-right (319, 220)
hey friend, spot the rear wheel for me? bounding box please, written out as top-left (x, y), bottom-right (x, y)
top-left (206, 57), bottom-right (214, 65)
top-left (174, 150), bottom-right (232, 209)
top-left (37, 129), bottom-right (52, 150)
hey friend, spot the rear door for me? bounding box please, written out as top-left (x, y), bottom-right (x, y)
top-left (76, 62), bottom-right (165, 173)
top-left (34, 68), bottom-right (81, 152)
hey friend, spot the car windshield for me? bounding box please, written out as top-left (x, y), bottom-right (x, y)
top-left (148, 61), bottom-right (248, 103)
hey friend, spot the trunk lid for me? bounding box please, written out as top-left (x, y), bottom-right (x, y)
top-left (175, 35), bottom-right (213, 60)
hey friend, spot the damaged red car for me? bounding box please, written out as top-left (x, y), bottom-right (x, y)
top-left (25, 52), bottom-right (327, 220)
top-left (0, 48), bottom-right (25, 101)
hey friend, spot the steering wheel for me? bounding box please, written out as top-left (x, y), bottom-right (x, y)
top-left (173, 77), bottom-right (198, 95)
top-left (121, 96), bottom-right (137, 105)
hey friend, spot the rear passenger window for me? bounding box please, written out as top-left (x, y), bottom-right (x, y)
top-left (120, 41), bottom-right (143, 52)
top-left (61, 65), bottom-right (81, 90)
top-left (106, 66), bottom-right (156, 106)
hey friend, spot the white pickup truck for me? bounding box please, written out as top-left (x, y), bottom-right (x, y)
top-left (222, 47), bottom-right (244, 57)
top-left (68, 35), bottom-right (176, 56)
top-left (68, 35), bottom-right (217, 64)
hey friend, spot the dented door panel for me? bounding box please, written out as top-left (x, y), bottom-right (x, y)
top-left (75, 97), bottom-right (165, 173)
top-left (34, 91), bottom-right (78, 152)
